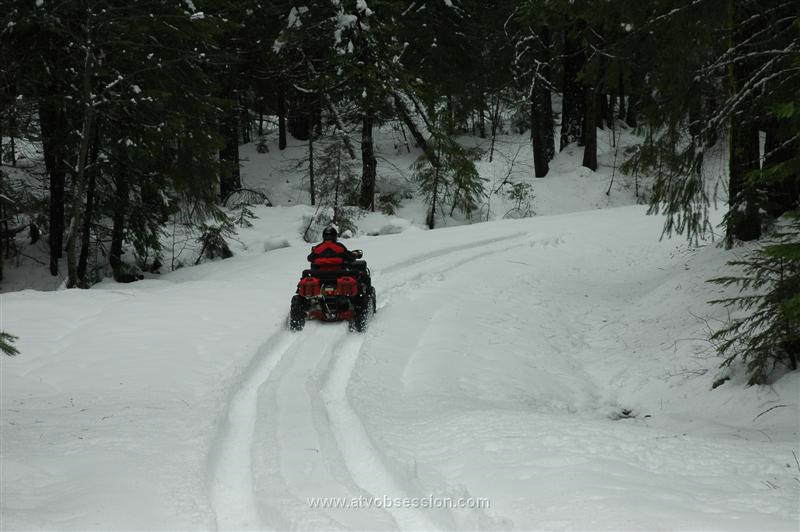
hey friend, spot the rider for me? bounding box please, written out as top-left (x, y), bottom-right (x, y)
top-left (307, 226), bottom-right (360, 270)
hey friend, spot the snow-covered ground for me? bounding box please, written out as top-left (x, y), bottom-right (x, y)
top-left (2, 126), bottom-right (798, 530)
top-left (3, 201), bottom-right (798, 529)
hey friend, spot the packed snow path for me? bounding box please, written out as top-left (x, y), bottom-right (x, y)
top-left (2, 207), bottom-right (798, 530)
top-left (208, 233), bottom-right (527, 530)
top-left (205, 211), bottom-right (798, 530)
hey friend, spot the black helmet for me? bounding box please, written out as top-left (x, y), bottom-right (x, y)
top-left (322, 226), bottom-right (338, 241)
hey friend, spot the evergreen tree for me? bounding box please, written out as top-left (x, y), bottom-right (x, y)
top-left (413, 116), bottom-right (485, 229)
top-left (710, 216), bottom-right (800, 383)
top-left (4, 0), bottom-right (232, 286)
top-left (709, 52), bottom-right (800, 384)
top-left (316, 134), bottom-right (360, 227)
top-left (0, 331), bottom-right (19, 357)
top-left (621, 0), bottom-right (799, 244)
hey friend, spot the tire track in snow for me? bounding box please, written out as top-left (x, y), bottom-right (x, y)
top-left (249, 324), bottom-right (397, 530)
top-left (208, 331), bottom-right (296, 530)
top-left (314, 233), bottom-right (563, 530)
top-left (375, 232), bottom-right (561, 312)
top-left (209, 230), bottom-right (559, 530)
top-left (321, 333), bottom-right (440, 530)
top-left (377, 231), bottom-right (528, 276)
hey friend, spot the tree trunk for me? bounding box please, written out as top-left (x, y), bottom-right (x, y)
top-left (8, 112), bottom-right (16, 167)
top-left (333, 147), bottom-right (341, 223)
top-left (688, 86), bottom-right (705, 178)
top-left (308, 111), bottom-right (315, 206)
top-left (531, 26), bottom-right (555, 177)
top-left (763, 119), bottom-right (798, 218)
top-left (394, 93), bottom-right (439, 168)
top-left (409, 94), bottom-right (433, 132)
top-left (398, 120), bottom-right (411, 153)
top-left (726, 0), bottom-right (761, 244)
top-left (219, 99), bottom-right (241, 200)
top-left (489, 95), bottom-right (501, 162)
top-left (278, 84), bottom-right (287, 150)
top-left (427, 141), bottom-right (440, 230)
top-left (109, 140), bottom-right (129, 281)
top-left (39, 100), bottom-right (67, 276)
top-left (596, 91), bottom-right (607, 130)
top-left (478, 97), bottom-right (486, 138)
top-left (0, 168), bottom-right (5, 281)
top-left (446, 94), bottom-right (454, 133)
top-left (287, 97), bottom-right (311, 141)
top-left (531, 99), bottom-right (549, 178)
top-left (541, 27), bottom-right (555, 164)
top-left (704, 96), bottom-right (719, 147)
top-left (66, 92), bottom-right (96, 287)
top-left (77, 127), bottom-right (100, 286)
top-left (359, 110), bottom-right (376, 211)
top-left (728, 120), bottom-right (761, 242)
top-left (617, 71), bottom-right (626, 121)
top-left (582, 86), bottom-right (598, 171)
top-left (531, 90), bottom-right (554, 178)
top-left (239, 98), bottom-right (250, 144)
top-left (542, 84), bottom-right (555, 165)
top-left (560, 29), bottom-right (586, 150)
top-left (625, 73), bottom-right (638, 128)
top-left (66, 38), bottom-right (99, 289)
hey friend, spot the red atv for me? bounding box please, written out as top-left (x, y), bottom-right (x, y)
top-left (289, 250), bottom-right (377, 332)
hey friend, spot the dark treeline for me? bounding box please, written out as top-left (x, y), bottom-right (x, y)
top-left (1, 2), bottom-right (798, 372)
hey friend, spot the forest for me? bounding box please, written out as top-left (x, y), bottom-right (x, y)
top-left (1, 1), bottom-right (798, 381)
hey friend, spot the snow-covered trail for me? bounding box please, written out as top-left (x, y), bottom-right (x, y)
top-left (208, 209), bottom-right (798, 530)
top-left (349, 225), bottom-right (800, 530)
top-left (3, 207), bottom-right (798, 530)
top-left (208, 330), bottom-right (296, 530)
top-left (207, 232), bottom-right (534, 530)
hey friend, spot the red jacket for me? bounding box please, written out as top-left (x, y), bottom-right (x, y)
top-left (307, 241), bottom-right (357, 269)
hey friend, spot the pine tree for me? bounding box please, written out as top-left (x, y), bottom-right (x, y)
top-left (710, 216), bottom-right (800, 383)
top-left (621, 0), bottom-right (799, 244)
top-left (413, 116), bottom-right (485, 229)
top-left (4, 0), bottom-right (232, 286)
top-left (0, 331), bottom-right (19, 357)
top-left (509, 11), bottom-right (556, 177)
top-left (316, 134), bottom-right (360, 227)
top-left (709, 54), bottom-right (800, 384)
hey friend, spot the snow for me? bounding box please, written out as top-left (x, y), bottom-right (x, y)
top-left (2, 201), bottom-right (798, 529)
top-left (356, 0), bottom-right (373, 16)
top-left (287, 7), bottom-right (309, 29)
top-left (2, 118), bottom-right (797, 529)
top-left (334, 12), bottom-right (358, 45)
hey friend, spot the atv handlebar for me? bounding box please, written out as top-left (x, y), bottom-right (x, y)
top-left (353, 249), bottom-right (363, 259)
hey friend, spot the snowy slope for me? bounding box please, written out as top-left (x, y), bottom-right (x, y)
top-left (2, 205), bottom-right (798, 530)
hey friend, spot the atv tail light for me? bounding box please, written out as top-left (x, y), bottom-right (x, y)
top-left (298, 277), bottom-right (321, 297)
top-left (323, 285), bottom-right (336, 296)
top-left (335, 276), bottom-right (359, 296)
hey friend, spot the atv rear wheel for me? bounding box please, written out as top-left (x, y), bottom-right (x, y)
top-left (289, 295), bottom-right (306, 331)
top-left (350, 289), bottom-right (376, 333)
